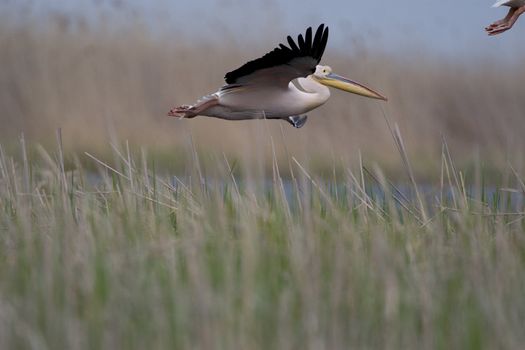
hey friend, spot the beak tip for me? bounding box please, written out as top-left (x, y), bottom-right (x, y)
top-left (373, 93), bottom-right (388, 102)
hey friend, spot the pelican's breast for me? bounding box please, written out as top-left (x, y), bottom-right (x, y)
top-left (218, 83), bottom-right (328, 118)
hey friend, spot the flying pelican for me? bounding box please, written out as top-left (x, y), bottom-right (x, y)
top-left (486, 0), bottom-right (525, 35)
top-left (168, 24), bottom-right (386, 128)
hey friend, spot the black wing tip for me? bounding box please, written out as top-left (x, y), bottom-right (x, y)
top-left (316, 24), bottom-right (327, 35)
top-left (317, 24), bottom-right (329, 36)
top-left (318, 24), bottom-right (329, 42)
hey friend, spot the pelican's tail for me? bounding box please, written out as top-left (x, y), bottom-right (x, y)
top-left (168, 93), bottom-right (219, 119)
top-left (168, 105), bottom-right (198, 118)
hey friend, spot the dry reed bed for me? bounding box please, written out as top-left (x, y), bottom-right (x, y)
top-left (1, 16), bottom-right (525, 174)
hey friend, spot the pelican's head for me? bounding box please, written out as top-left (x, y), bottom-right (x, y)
top-left (312, 65), bottom-right (387, 101)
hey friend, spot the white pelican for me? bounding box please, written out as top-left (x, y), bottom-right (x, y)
top-left (486, 0), bottom-right (525, 35)
top-left (168, 24), bottom-right (386, 128)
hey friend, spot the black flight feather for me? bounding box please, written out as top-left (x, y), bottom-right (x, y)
top-left (298, 34), bottom-right (305, 52)
top-left (224, 24), bottom-right (329, 84)
top-left (304, 27), bottom-right (312, 53)
top-left (287, 36), bottom-right (299, 51)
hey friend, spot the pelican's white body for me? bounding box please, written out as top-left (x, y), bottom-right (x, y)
top-left (203, 77), bottom-right (331, 120)
top-left (493, 0), bottom-right (525, 8)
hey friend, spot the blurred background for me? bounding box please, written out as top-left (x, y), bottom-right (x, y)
top-left (1, 0), bottom-right (525, 177)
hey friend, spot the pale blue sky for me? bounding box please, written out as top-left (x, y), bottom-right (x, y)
top-left (4, 0), bottom-right (525, 60)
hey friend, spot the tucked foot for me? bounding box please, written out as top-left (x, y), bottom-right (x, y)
top-left (287, 115), bottom-right (308, 128)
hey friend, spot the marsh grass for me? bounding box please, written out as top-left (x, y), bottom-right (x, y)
top-left (0, 129), bottom-right (524, 349)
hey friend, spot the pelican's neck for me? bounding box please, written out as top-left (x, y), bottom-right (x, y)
top-left (295, 76), bottom-right (330, 104)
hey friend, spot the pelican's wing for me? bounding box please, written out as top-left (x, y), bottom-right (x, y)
top-left (224, 24), bottom-right (329, 86)
top-left (493, 0), bottom-right (525, 7)
top-left (492, 0), bottom-right (509, 7)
